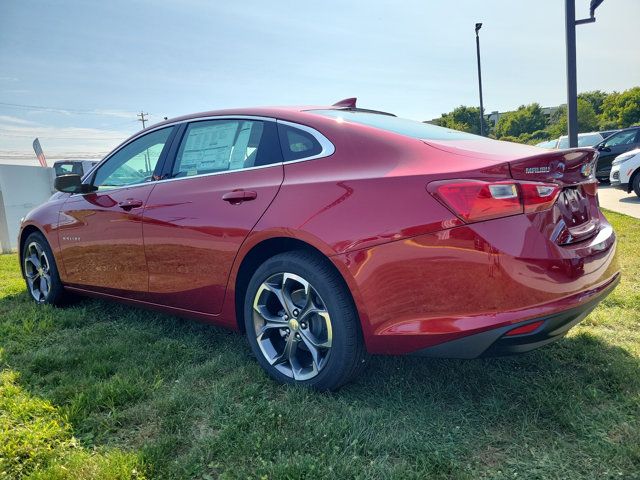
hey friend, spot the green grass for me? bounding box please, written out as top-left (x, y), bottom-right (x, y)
top-left (1, 210), bottom-right (639, 479)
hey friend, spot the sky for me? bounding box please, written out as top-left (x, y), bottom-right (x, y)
top-left (1, 0), bottom-right (639, 162)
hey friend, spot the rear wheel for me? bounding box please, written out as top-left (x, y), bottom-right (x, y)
top-left (22, 232), bottom-right (67, 305)
top-left (244, 251), bottom-right (367, 390)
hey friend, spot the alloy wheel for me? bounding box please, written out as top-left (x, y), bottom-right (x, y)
top-left (24, 241), bottom-right (52, 303)
top-left (252, 272), bottom-right (333, 381)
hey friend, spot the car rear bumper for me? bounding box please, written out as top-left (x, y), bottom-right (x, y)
top-left (609, 180), bottom-right (629, 191)
top-left (413, 272), bottom-right (619, 358)
top-left (335, 211), bottom-right (619, 356)
top-left (596, 165), bottom-right (611, 180)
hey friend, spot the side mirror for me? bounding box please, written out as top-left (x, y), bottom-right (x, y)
top-left (54, 174), bottom-right (97, 193)
top-left (598, 145), bottom-right (611, 152)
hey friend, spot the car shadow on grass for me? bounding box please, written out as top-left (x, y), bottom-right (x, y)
top-left (2, 291), bottom-right (639, 478)
top-left (352, 333), bottom-right (639, 422)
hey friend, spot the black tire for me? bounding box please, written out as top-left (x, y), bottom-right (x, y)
top-left (244, 250), bottom-right (367, 391)
top-left (633, 171), bottom-right (640, 198)
top-left (21, 231), bottom-right (67, 306)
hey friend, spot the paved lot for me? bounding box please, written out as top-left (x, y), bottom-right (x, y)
top-left (598, 184), bottom-right (640, 219)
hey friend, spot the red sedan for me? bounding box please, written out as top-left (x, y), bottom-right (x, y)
top-left (19, 99), bottom-right (619, 390)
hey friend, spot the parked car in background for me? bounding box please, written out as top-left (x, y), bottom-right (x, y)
top-left (535, 132), bottom-right (603, 150)
top-left (535, 138), bottom-right (558, 149)
top-left (594, 126), bottom-right (640, 182)
top-left (556, 132), bottom-right (604, 149)
top-left (18, 100), bottom-right (619, 390)
top-left (610, 148), bottom-right (640, 198)
top-left (53, 159), bottom-right (98, 177)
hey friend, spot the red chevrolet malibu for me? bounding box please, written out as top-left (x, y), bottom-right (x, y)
top-left (19, 99), bottom-right (619, 390)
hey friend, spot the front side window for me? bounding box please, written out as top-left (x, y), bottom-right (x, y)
top-left (92, 127), bottom-right (173, 189)
top-left (603, 130), bottom-right (637, 148)
top-left (172, 119), bottom-right (281, 178)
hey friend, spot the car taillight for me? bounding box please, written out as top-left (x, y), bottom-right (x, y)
top-left (520, 183), bottom-right (562, 213)
top-left (428, 180), bottom-right (561, 223)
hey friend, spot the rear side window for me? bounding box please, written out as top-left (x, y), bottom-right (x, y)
top-left (172, 119), bottom-right (282, 178)
top-left (278, 124), bottom-right (323, 161)
top-left (577, 133), bottom-right (603, 147)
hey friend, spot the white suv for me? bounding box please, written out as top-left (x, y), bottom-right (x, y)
top-left (610, 148), bottom-right (640, 198)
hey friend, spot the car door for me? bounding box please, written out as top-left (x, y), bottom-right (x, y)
top-left (142, 117), bottom-right (284, 314)
top-left (596, 129), bottom-right (640, 179)
top-left (58, 126), bottom-right (175, 297)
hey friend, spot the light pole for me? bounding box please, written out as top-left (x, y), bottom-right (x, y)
top-left (565, 0), bottom-right (604, 147)
top-left (475, 22), bottom-right (485, 136)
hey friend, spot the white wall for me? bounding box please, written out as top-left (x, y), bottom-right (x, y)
top-left (0, 165), bottom-right (55, 253)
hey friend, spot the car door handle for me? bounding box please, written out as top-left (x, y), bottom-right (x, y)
top-left (118, 199), bottom-right (144, 211)
top-left (222, 189), bottom-right (257, 204)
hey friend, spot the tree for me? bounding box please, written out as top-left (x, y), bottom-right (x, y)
top-left (578, 90), bottom-right (608, 116)
top-left (432, 105), bottom-right (490, 135)
top-left (494, 103), bottom-right (547, 138)
top-left (599, 87), bottom-right (640, 129)
top-left (547, 98), bottom-right (599, 138)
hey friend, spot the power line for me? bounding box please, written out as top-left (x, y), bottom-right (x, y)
top-left (0, 101), bottom-right (138, 117)
top-left (0, 132), bottom-right (127, 140)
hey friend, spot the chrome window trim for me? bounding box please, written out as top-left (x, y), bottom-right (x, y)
top-left (73, 162), bottom-right (284, 197)
top-left (81, 115), bottom-right (278, 183)
top-left (152, 162), bottom-right (282, 187)
top-left (77, 115), bottom-right (336, 192)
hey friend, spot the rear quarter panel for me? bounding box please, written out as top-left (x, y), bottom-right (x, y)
top-left (254, 117), bottom-right (508, 254)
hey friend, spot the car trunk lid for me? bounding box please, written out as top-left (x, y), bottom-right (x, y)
top-left (508, 148), bottom-right (600, 244)
top-left (423, 139), bottom-right (600, 245)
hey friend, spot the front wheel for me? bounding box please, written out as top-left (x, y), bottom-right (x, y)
top-left (244, 251), bottom-right (367, 391)
top-left (633, 172), bottom-right (640, 198)
top-left (22, 231), bottom-right (67, 305)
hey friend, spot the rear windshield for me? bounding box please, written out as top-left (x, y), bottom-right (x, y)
top-left (557, 133), bottom-right (603, 149)
top-left (310, 109), bottom-right (483, 141)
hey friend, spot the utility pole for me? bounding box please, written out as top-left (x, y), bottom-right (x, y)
top-left (137, 111), bottom-right (150, 172)
top-left (565, 0), bottom-right (604, 147)
top-left (475, 23), bottom-right (485, 136)
top-left (137, 111), bottom-right (149, 129)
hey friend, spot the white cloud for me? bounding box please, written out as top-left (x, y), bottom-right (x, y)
top-left (0, 122), bottom-right (130, 140)
top-left (90, 109), bottom-right (138, 119)
top-left (0, 115), bottom-right (40, 126)
top-left (0, 122), bottom-right (132, 157)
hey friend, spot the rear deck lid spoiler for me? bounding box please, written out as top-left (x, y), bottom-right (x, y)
top-left (422, 139), bottom-right (598, 185)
